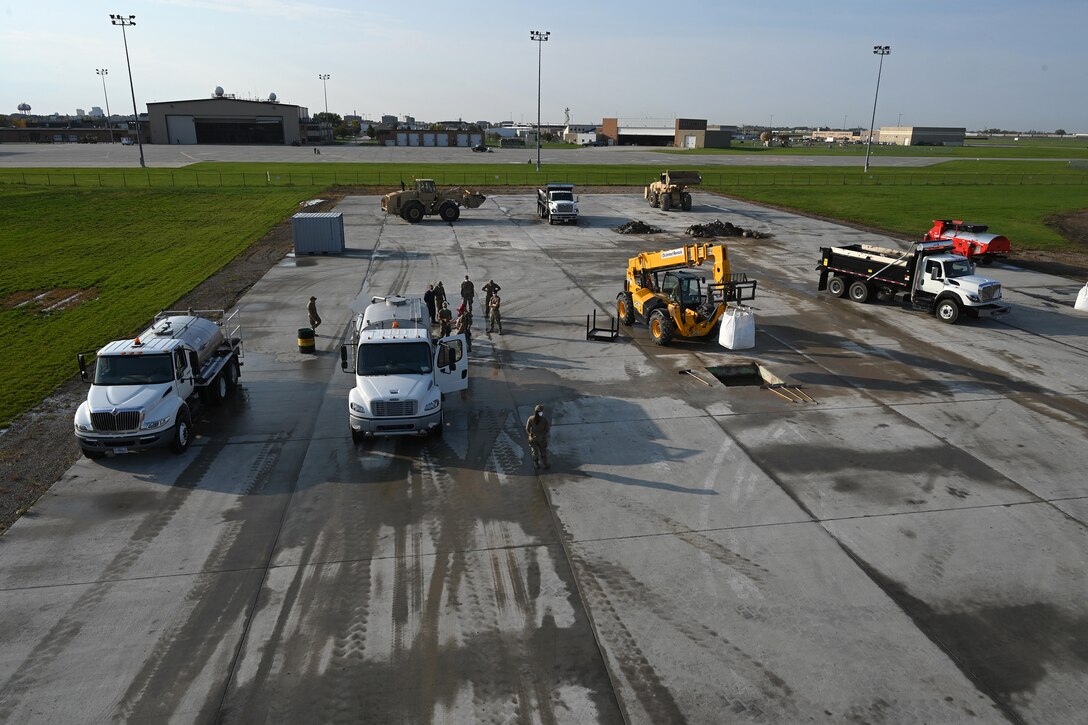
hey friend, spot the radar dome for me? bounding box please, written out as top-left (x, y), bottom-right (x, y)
top-left (214, 86), bottom-right (224, 97)
top-left (269, 92), bottom-right (277, 102)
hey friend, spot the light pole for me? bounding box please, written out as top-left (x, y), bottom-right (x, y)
top-left (897, 112), bottom-right (903, 127)
top-left (318, 74), bottom-right (330, 142)
top-left (96, 68), bottom-right (114, 143)
top-left (530, 30), bottom-right (549, 171)
top-left (109, 14), bottom-right (145, 167)
top-left (864, 45), bottom-right (890, 173)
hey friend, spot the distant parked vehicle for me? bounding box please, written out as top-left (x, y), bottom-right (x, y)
top-left (120, 137), bottom-right (134, 145)
top-left (471, 143), bottom-right (492, 153)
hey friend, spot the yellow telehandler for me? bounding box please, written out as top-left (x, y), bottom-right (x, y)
top-left (617, 243), bottom-right (756, 345)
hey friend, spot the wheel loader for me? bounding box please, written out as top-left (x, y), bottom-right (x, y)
top-left (380, 179), bottom-right (487, 223)
top-left (644, 170), bottom-right (701, 211)
top-left (617, 243), bottom-right (756, 346)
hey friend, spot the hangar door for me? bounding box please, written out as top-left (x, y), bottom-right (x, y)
top-left (166, 115), bottom-right (197, 145)
top-left (193, 115), bottom-right (284, 144)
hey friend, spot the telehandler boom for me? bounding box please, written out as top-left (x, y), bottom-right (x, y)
top-left (617, 243), bottom-right (756, 345)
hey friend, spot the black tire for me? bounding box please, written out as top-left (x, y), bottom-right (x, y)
top-left (439, 202), bottom-right (460, 222)
top-left (82, 448), bottom-right (106, 460)
top-left (977, 254), bottom-right (993, 266)
top-left (648, 308), bottom-right (675, 346)
top-left (351, 427), bottom-right (366, 444)
top-left (936, 298), bottom-right (961, 324)
top-left (617, 291), bottom-right (635, 326)
top-left (209, 372), bottom-right (228, 405)
top-left (648, 191), bottom-right (659, 208)
top-left (681, 193), bottom-right (692, 211)
top-left (660, 194), bottom-right (672, 211)
top-left (431, 413), bottom-right (444, 438)
top-left (403, 201), bottom-right (425, 223)
top-left (827, 276), bottom-right (848, 298)
top-left (225, 356), bottom-right (240, 391)
top-left (848, 281), bottom-right (871, 303)
top-left (169, 406), bottom-right (192, 454)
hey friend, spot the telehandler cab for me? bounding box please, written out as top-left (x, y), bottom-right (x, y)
top-left (617, 243), bottom-right (756, 345)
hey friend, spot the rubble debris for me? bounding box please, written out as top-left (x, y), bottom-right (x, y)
top-left (614, 220), bottom-right (665, 234)
top-left (686, 219), bottom-right (769, 239)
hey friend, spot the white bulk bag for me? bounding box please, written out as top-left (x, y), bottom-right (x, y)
top-left (1075, 282), bottom-right (1088, 312)
top-left (718, 306), bottom-right (755, 350)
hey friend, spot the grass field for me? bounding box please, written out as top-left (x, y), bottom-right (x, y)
top-left (1, 158), bottom-right (1085, 425)
top-left (0, 187), bottom-right (305, 425)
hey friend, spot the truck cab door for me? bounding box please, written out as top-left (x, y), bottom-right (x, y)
top-left (435, 334), bottom-right (469, 393)
top-left (418, 180), bottom-right (437, 206)
top-left (174, 349), bottom-right (195, 399)
top-left (918, 260), bottom-right (946, 296)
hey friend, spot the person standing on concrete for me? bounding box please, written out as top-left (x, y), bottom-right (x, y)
top-left (307, 296), bottom-right (321, 336)
top-left (460, 275), bottom-right (475, 312)
top-left (424, 284), bottom-right (437, 326)
top-left (525, 404), bottom-right (550, 469)
top-left (487, 293), bottom-right (502, 334)
top-left (437, 301), bottom-right (453, 337)
top-left (434, 281), bottom-right (447, 311)
top-left (455, 306), bottom-right (472, 352)
top-left (482, 279), bottom-right (501, 312)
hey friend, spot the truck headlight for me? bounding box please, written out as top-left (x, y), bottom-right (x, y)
top-left (424, 398), bottom-right (440, 412)
top-left (350, 401), bottom-right (367, 415)
top-left (75, 421), bottom-right (93, 432)
top-left (142, 415), bottom-right (171, 430)
top-left (966, 294), bottom-right (980, 303)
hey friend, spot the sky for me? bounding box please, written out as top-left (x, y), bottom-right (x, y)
top-left (2, 0), bottom-right (1086, 132)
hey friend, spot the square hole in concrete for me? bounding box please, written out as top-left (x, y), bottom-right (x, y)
top-left (706, 361), bottom-right (783, 387)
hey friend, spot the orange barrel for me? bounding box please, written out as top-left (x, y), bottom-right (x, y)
top-left (298, 327), bottom-right (316, 354)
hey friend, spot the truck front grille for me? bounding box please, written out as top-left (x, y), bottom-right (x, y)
top-left (91, 410), bottom-right (141, 432)
top-left (374, 400), bottom-right (416, 417)
top-left (979, 283), bottom-right (1001, 302)
top-left (556, 203), bottom-right (573, 213)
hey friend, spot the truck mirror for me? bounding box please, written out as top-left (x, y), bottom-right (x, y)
top-left (188, 351), bottom-right (201, 379)
top-left (78, 353), bottom-right (90, 383)
top-left (340, 345), bottom-right (349, 372)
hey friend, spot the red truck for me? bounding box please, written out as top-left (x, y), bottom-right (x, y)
top-left (923, 220), bottom-right (1011, 265)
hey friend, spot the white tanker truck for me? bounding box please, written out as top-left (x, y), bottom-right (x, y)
top-left (74, 309), bottom-right (243, 459)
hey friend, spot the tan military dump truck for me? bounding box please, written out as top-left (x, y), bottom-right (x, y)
top-left (380, 179), bottom-right (487, 223)
top-left (644, 169), bottom-right (701, 211)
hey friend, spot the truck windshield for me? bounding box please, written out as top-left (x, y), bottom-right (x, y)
top-left (945, 259), bottom-right (975, 278)
top-left (357, 342), bottom-right (433, 376)
top-left (94, 354), bottom-right (174, 385)
top-left (550, 192), bottom-right (573, 201)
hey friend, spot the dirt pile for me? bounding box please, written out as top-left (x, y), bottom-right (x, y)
top-left (614, 220), bottom-right (665, 234)
top-left (686, 219), bottom-right (769, 239)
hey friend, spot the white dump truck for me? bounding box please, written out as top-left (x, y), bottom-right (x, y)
top-left (74, 309), bottom-right (243, 458)
top-left (536, 183), bottom-right (579, 224)
top-left (817, 242), bottom-right (1010, 324)
top-left (340, 295), bottom-right (468, 443)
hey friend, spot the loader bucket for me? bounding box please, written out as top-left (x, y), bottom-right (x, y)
top-left (461, 191), bottom-right (487, 209)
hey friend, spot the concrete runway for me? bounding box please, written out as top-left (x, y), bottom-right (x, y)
top-left (0, 142), bottom-right (953, 168)
top-left (1, 193), bottom-right (1087, 723)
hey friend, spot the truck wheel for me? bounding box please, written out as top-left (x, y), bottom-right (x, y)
top-left (169, 406), bottom-right (192, 454)
top-left (210, 372), bottom-right (228, 405)
top-left (648, 192), bottom-right (659, 208)
top-left (226, 357), bottom-right (240, 391)
top-left (403, 201), bottom-right (425, 223)
top-left (648, 309), bottom-right (675, 346)
top-left (977, 254), bottom-right (993, 266)
top-left (660, 194), bottom-right (672, 211)
top-left (617, 291), bottom-right (635, 326)
top-left (681, 193), bottom-right (692, 211)
top-left (439, 202), bottom-right (460, 222)
top-left (827, 276), bottom-right (848, 298)
top-left (936, 298), bottom-right (961, 324)
top-left (848, 281), bottom-right (870, 303)
top-left (351, 427), bottom-right (365, 445)
top-left (431, 413), bottom-right (444, 438)
top-left (82, 448), bottom-right (106, 460)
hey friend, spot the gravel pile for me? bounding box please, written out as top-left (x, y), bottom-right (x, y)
top-left (614, 220), bottom-right (665, 234)
top-left (686, 219), bottom-right (769, 239)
